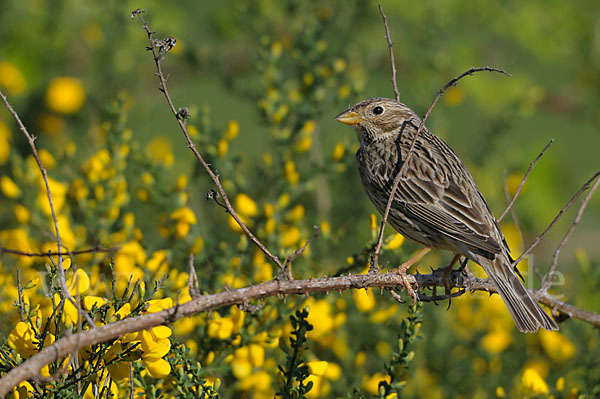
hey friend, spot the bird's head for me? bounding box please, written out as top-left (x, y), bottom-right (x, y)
top-left (335, 97), bottom-right (418, 143)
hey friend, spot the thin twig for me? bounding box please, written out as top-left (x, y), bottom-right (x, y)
top-left (378, 4), bottom-right (400, 101)
top-left (514, 170), bottom-right (600, 265)
top-left (371, 66), bottom-right (511, 269)
top-left (282, 226), bottom-right (321, 280)
top-left (0, 245), bottom-right (119, 258)
top-left (502, 173), bottom-right (542, 280)
top-left (188, 254), bottom-right (200, 299)
top-left (131, 9), bottom-right (284, 271)
top-left (0, 89), bottom-right (96, 329)
top-left (498, 139), bottom-right (554, 222)
top-left (541, 173), bottom-right (600, 292)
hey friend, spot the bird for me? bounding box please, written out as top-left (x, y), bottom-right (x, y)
top-left (335, 97), bottom-right (558, 333)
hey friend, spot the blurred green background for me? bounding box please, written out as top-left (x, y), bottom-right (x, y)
top-left (1, 0), bottom-right (599, 398)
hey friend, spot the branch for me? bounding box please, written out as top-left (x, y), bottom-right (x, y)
top-left (541, 172), bottom-right (600, 292)
top-left (371, 66), bottom-right (511, 269)
top-left (0, 245), bottom-right (119, 258)
top-left (498, 139), bottom-right (554, 222)
top-left (514, 170), bottom-right (600, 265)
top-left (0, 90), bottom-right (96, 329)
top-left (1, 266), bottom-right (598, 396)
top-left (378, 4), bottom-right (400, 101)
top-left (131, 9), bottom-right (284, 271)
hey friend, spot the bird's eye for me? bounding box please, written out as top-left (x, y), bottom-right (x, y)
top-left (373, 106), bottom-right (384, 115)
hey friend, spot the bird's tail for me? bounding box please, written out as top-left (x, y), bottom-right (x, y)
top-left (479, 255), bottom-right (558, 333)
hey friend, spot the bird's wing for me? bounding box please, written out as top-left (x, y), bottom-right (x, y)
top-left (369, 129), bottom-right (503, 257)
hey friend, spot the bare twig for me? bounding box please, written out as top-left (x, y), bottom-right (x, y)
top-left (131, 9), bottom-right (284, 271)
top-left (371, 66), bottom-right (511, 269)
top-left (282, 225), bottom-right (321, 280)
top-left (0, 245), bottom-right (118, 258)
top-left (541, 173), bottom-right (600, 292)
top-left (2, 265), bottom-right (598, 396)
top-left (514, 170), bottom-right (600, 265)
top-left (498, 139), bottom-right (554, 222)
top-left (188, 254), bottom-right (201, 299)
top-left (378, 4), bottom-right (400, 101)
top-left (0, 89), bottom-right (96, 328)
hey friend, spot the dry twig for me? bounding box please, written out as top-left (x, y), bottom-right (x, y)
top-left (378, 4), bottom-right (400, 101)
top-left (0, 90), bottom-right (95, 329)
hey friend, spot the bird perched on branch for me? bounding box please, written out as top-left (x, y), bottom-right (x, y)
top-left (336, 97), bottom-right (558, 332)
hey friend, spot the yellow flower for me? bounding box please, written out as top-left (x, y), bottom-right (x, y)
top-left (286, 204), bottom-right (305, 222)
top-left (235, 193), bottom-right (258, 217)
top-left (284, 160), bottom-right (299, 185)
top-left (386, 233), bottom-right (404, 250)
top-left (38, 149), bottom-right (56, 169)
top-left (46, 77), bottom-right (85, 114)
top-left (496, 386), bottom-right (505, 398)
top-left (539, 330), bottom-right (575, 363)
top-left (444, 86), bottom-right (465, 107)
top-left (1, 176), bottom-right (20, 198)
top-left (37, 113), bottom-right (66, 136)
top-left (146, 298), bottom-right (174, 313)
top-left (36, 177), bottom-right (67, 215)
top-left (279, 225), bottom-right (301, 248)
top-left (171, 207), bottom-right (197, 238)
top-left (146, 136), bottom-right (174, 166)
top-left (224, 120), bottom-right (239, 140)
top-left (481, 328), bottom-right (511, 354)
top-left (331, 142), bottom-right (345, 161)
top-left (363, 372), bottom-right (390, 395)
top-left (217, 138), bottom-right (228, 157)
top-left (0, 121), bottom-right (11, 165)
top-left (522, 367), bottom-right (549, 394)
top-left (207, 316), bottom-right (234, 340)
top-left (68, 269), bottom-right (90, 295)
top-left (0, 61), bottom-right (26, 95)
top-left (83, 296), bottom-right (108, 310)
top-left (295, 136), bottom-right (312, 153)
top-left (303, 73), bottom-right (314, 86)
top-left (7, 322), bottom-right (38, 358)
top-left (338, 84), bottom-right (351, 99)
top-left (14, 204), bottom-right (30, 224)
top-left (353, 288), bottom-right (375, 312)
top-left (307, 360), bottom-right (328, 376)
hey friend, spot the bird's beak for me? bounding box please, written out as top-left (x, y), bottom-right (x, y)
top-left (335, 109), bottom-right (362, 125)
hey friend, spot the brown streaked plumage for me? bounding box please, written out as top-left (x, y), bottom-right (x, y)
top-left (336, 97), bottom-right (558, 333)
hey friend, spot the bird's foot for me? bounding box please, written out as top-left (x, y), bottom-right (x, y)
top-left (390, 247), bottom-right (431, 304)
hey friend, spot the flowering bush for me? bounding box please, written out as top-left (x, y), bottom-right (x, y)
top-left (0, 1), bottom-right (599, 399)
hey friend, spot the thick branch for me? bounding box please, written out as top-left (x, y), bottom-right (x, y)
top-left (0, 267), bottom-right (597, 396)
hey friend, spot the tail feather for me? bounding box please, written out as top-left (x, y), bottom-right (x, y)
top-left (480, 256), bottom-right (558, 333)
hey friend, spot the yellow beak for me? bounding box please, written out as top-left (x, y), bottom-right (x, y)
top-left (335, 110), bottom-right (362, 125)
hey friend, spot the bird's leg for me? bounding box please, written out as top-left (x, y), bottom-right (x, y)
top-left (392, 247), bottom-right (431, 302)
top-left (437, 254), bottom-right (462, 309)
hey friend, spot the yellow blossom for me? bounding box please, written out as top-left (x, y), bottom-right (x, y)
top-left (522, 367), bottom-right (549, 394)
top-left (224, 120), bottom-right (239, 140)
top-left (143, 356), bottom-right (171, 379)
top-left (539, 330), bottom-right (575, 363)
top-left (303, 73), bottom-right (314, 86)
top-left (295, 136), bottom-right (312, 153)
top-left (331, 142), bottom-right (345, 161)
top-left (36, 177), bottom-right (67, 215)
top-left (1, 176), bottom-right (21, 198)
top-left (46, 77), bottom-right (85, 114)
top-left (386, 233), bottom-right (404, 250)
top-left (37, 113), bottom-right (66, 136)
top-left (147, 250), bottom-right (168, 272)
top-left (38, 149), bottom-right (56, 169)
top-left (284, 160), bottom-right (299, 185)
top-left (0, 121), bottom-right (10, 165)
top-left (444, 85), bottom-right (465, 107)
top-left (207, 316), bottom-right (234, 340)
top-left (481, 328), bottom-right (511, 354)
top-left (555, 377), bottom-right (565, 392)
top-left (279, 225), bottom-right (301, 247)
top-left (0, 62), bottom-right (26, 95)
top-left (83, 296), bottom-right (108, 310)
top-left (338, 84), bottom-right (351, 99)
top-left (286, 204), bottom-right (305, 221)
top-left (496, 386), bottom-right (505, 398)
top-left (146, 136), bottom-right (174, 166)
top-left (192, 236), bottom-right (204, 254)
top-left (217, 138), bottom-right (228, 157)
top-left (307, 360), bottom-right (328, 376)
top-left (14, 204), bottom-right (30, 224)
top-left (353, 288), bottom-right (375, 312)
top-left (272, 103), bottom-right (289, 123)
top-left (363, 372), bottom-right (390, 395)
top-left (235, 193), bottom-right (258, 217)
top-left (146, 298), bottom-right (174, 313)
top-left (171, 207), bottom-right (197, 238)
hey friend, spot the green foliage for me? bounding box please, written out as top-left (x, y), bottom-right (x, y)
top-left (276, 308), bottom-right (314, 399)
